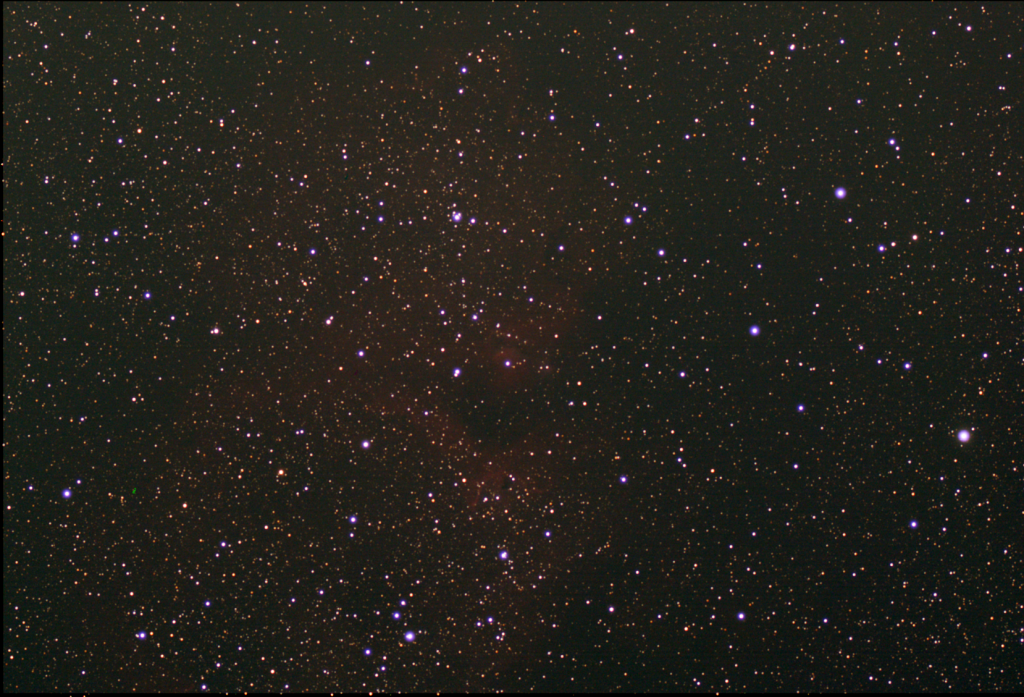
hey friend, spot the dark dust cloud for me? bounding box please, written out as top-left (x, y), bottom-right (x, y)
top-left (4, 3), bottom-right (1020, 692)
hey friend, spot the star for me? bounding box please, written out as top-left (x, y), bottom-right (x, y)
top-left (7, 4), bottom-right (1014, 691)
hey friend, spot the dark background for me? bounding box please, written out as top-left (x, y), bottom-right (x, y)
top-left (4, 2), bottom-right (1020, 691)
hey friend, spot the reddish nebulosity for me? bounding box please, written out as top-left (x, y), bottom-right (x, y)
top-left (170, 33), bottom-right (639, 688)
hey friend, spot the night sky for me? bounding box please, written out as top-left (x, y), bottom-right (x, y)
top-left (4, 3), bottom-right (1021, 692)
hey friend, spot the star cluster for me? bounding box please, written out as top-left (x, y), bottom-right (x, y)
top-left (4, 4), bottom-right (1020, 692)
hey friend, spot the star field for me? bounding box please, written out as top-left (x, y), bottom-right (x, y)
top-left (3, 4), bottom-right (1021, 692)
